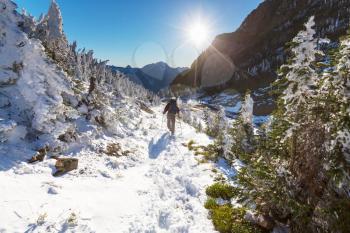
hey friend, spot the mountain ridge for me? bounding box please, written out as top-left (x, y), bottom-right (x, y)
top-left (110, 62), bottom-right (188, 92)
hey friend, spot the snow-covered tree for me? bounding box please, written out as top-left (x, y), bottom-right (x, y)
top-left (229, 17), bottom-right (350, 233)
top-left (240, 91), bottom-right (254, 125)
top-left (228, 90), bottom-right (255, 162)
top-left (315, 32), bottom-right (350, 221)
top-left (278, 16), bottom-right (323, 128)
top-left (214, 106), bottom-right (233, 160)
top-left (35, 0), bottom-right (69, 59)
top-left (18, 10), bottom-right (36, 37)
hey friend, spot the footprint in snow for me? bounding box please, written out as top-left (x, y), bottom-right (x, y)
top-left (42, 181), bottom-right (62, 195)
top-left (158, 210), bottom-right (171, 229)
top-left (162, 167), bottom-right (171, 175)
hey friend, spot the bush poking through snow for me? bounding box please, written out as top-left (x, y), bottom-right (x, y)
top-left (67, 212), bottom-right (78, 226)
top-left (58, 129), bottom-right (77, 143)
top-left (210, 204), bottom-right (233, 233)
top-left (205, 182), bottom-right (237, 200)
top-left (204, 198), bottom-right (219, 209)
top-left (205, 182), bottom-right (265, 233)
top-left (186, 140), bottom-right (196, 151)
top-left (208, 204), bottom-right (264, 233)
top-left (36, 213), bottom-right (48, 226)
top-left (11, 61), bottom-right (23, 74)
top-left (186, 140), bottom-right (223, 162)
top-left (137, 100), bottom-right (154, 114)
top-left (104, 143), bottom-right (130, 157)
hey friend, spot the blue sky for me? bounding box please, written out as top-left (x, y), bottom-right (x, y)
top-left (14, 0), bottom-right (262, 68)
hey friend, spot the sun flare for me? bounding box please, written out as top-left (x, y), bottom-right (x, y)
top-left (187, 21), bottom-right (209, 48)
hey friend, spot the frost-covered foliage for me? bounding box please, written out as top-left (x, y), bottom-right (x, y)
top-left (0, 0), bottom-right (159, 157)
top-left (316, 33), bottom-right (350, 199)
top-left (207, 106), bottom-right (233, 161)
top-left (227, 91), bottom-right (255, 162)
top-left (240, 91), bottom-right (254, 125)
top-left (226, 17), bottom-right (350, 233)
top-left (281, 17), bottom-right (320, 113)
top-left (178, 99), bottom-right (204, 132)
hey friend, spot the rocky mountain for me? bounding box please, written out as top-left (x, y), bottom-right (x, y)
top-left (172, 0), bottom-right (350, 112)
top-left (111, 62), bottom-right (188, 92)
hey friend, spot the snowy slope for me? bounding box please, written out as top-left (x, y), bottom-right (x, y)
top-left (0, 106), bottom-right (217, 233)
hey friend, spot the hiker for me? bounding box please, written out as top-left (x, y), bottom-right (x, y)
top-left (163, 98), bottom-right (180, 135)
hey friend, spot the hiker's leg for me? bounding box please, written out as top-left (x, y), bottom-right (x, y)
top-left (170, 114), bottom-right (175, 135)
top-left (167, 115), bottom-right (172, 132)
top-left (172, 114), bottom-right (176, 134)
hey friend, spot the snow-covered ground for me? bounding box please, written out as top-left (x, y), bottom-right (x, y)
top-left (0, 106), bottom-right (218, 233)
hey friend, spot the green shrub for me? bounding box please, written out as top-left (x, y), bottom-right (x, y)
top-left (231, 207), bottom-right (263, 233)
top-left (187, 140), bottom-right (195, 150)
top-left (231, 222), bottom-right (263, 233)
top-left (205, 182), bottom-right (265, 233)
top-left (206, 182), bottom-right (237, 200)
top-left (210, 205), bottom-right (264, 233)
top-left (214, 175), bottom-right (226, 182)
top-left (204, 198), bottom-right (218, 209)
top-left (211, 205), bottom-right (233, 233)
top-left (200, 143), bottom-right (222, 161)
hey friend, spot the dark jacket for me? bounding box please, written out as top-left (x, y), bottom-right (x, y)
top-left (163, 100), bottom-right (179, 114)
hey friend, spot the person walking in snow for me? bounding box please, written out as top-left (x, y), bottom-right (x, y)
top-left (163, 98), bottom-right (180, 135)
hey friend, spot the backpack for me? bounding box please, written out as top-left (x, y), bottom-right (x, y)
top-left (168, 100), bottom-right (179, 114)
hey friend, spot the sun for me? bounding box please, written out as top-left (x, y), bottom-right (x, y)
top-left (187, 21), bottom-right (210, 48)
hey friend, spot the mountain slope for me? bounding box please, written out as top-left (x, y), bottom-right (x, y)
top-left (172, 0), bottom-right (350, 91)
top-left (111, 62), bottom-right (188, 92)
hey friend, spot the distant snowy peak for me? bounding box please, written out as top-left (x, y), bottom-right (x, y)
top-left (110, 62), bottom-right (188, 92)
top-left (141, 62), bottom-right (167, 80)
top-left (141, 61), bottom-right (188, 81)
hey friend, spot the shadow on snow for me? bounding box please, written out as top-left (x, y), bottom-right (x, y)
top-left (148, 132), bottom-right (171, 159)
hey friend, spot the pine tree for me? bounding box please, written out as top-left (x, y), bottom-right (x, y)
top-left (278, 16), bottom-right (322, 129)
top-left (313, 31), bottom-right (350, 232)
top-left (229, 90), bottom-right (255, 163)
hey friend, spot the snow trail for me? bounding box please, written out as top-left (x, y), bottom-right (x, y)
top-left (0, 106), bottom-right (217, 233)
